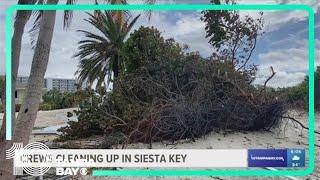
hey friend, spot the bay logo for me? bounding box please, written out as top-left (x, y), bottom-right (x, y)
top-left (56, 167), bottom-right (88, 176)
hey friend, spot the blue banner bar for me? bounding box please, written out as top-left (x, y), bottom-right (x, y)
top-left (248, 149), bottom-right (287, 167)
top-left (248, 149), bottom-right (305, 167)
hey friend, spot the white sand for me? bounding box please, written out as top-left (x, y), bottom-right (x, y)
top-left (89, 111), bottom-right (317, 180)
top-left (0, 109), bottom-right (319, 179)
top-left (0, 108), bottom-right (76, 128)
top-left (0, 108), bottom-right (76, 142)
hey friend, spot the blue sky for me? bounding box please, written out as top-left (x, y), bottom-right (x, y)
top-left (0, 0), bottom-right (319, 88)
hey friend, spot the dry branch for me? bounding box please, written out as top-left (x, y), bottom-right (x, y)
top-left (282, 115), bottom-right (320, 135)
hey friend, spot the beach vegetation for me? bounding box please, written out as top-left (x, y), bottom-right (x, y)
top-left (58, 20), bottom-right (285, 144)
top-left (39, 90), bottom-right (76, 110)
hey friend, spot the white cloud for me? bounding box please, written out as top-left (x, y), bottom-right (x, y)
top-left (238, 0), bottom-right (318, 32)
top-left (254, 39), bottom-right (320, 88)
top-left (258, 48), bottom-right (308, 72)
top-left (133, 10), bottom-right (213, 56)
top-left (0, 0), bottom-right (319, 84)
top-left (254, 66), bottom-right (306, 88)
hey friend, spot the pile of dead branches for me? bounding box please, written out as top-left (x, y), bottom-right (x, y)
top-left (114, 58), bottom-right (285, 143)
top-left (60, 56), bottom-right (285, 144)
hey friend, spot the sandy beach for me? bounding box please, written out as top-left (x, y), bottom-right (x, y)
top-left (0, 109), bottom-right (319, 179)
top-left (79, 110), bottom-right (319, 180)
top-left (86, 110), bottom-right (319, 180)
top-left (0, 108), bottom-right (76, 142)
top-left (0, 108), bottom-right (76, 128)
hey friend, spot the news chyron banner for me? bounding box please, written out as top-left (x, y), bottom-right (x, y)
top-left (8, 142), bottom-right (305, 176)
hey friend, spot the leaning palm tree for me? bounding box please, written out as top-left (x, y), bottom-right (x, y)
top-left (0, 0), bottom-right (81, 177)
top-left (74, 11), bottom-right (140, 89)
top-left (0, 0), bottom-right (77, 144)
top-left (0, 1), bottom-right (58, 179)
top-left (0, 1), bottom-right (154, 178)
top-left (0, 0), bottom-right (36, 143)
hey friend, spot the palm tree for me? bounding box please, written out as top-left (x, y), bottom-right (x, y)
top-left (74, 11), bottom-right (140, 89)
top-left (0, 0), bottom-right (36, 143)
top-left (0, 1), bottom-right (154, 178)
top-left (0, 0), bottom-right (82, 177)
top-left (0, 1), bottom-right (58, 179)
top-left (1, 0), bottom-right (79, 143)
top-left (0, 0), bottom-right (36, 178)
top-left (105, 0), bottom-right (156, 24)
top-left (1, 0), bottom-right (155, 134)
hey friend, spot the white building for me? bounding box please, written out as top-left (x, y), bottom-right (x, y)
top-left (15, 76), bottom-right (78, 104)
top-left (46, 78), bottom-right (77, 92)
top-left (17, 76), bottom-right (77, 92)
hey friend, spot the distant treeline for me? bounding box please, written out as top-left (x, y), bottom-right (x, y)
top-left (277, 66), bottom-right (320, 109)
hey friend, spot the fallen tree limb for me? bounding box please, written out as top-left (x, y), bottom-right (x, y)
top-left (281, 115), bottom-right (320, 135)
top-left (300, 141), bottom-right (320, 148)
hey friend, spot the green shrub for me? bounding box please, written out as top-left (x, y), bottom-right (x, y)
top-left (39, 103), bottom-right (53, 111)
top-left (122, 26), bottom-right (183, 73)
top-left (40, 90), bottom-right (79, 110)
top-left (57, 96), bottom-right (105, 141)
top-left (281, 66), bottom-right (320, 109)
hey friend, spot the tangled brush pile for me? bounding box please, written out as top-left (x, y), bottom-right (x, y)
top-left (114, 57), bottom-right (285, 143)
top-left (59, 56), bottom-right (285, 144)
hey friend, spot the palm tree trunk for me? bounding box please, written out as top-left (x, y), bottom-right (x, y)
top-left (112, 55), bottom-right (120, 92)
top-left (14, 0), bottom-right (58, 145)
top-left (0, 0), bottom-right (36, 143)
top-left (0, 0), bottom-right (58, 178)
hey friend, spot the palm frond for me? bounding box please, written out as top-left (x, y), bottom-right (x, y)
top-left (75, 10), bottom-right (140, 89)
top-left (126, 14), bottom-right (141, 33)
top-left (28, 0), bottom-right (77, 48)
top-left (63, 0), bottom-right (77, 29)
top-left (144, 0), bottom-right (156, 20)
top-left (28, 0), bottom-right (44, 49)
